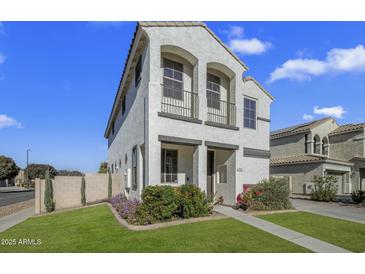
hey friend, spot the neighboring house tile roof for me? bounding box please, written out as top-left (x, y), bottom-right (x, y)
top-left (270, 117), bottom-right (334, 140)
top-left (270, 155), bottom-right (325, 166)
top-left (104, 21), bottom-right (274, 138)
top-left (329, 123), bottom-right (365, 136)
top-left (270, 154), bottom-right (354, 167)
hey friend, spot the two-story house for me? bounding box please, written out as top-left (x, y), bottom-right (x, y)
top-left (104, 22), bottom-right (273, 205)
top-left (270, 117), bottom-right (365, 195)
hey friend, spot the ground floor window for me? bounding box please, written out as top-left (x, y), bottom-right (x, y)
top-left (161, 149), bottom-right (178, 183)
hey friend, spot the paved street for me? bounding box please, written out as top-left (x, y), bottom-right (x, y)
top-left (291, 198), bottom-right (365, 224)
top-left (0, 191), bottom-right (35, 207)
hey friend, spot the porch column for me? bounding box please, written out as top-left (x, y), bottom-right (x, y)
top-left (147, 137), bottom-right (161, 186)
top-left (193, 145), bottom-right (207, 193)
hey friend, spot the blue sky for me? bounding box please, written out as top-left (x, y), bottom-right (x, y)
top-left (1, 22), bottom-right (365, 172)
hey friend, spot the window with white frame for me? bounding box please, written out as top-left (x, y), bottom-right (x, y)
top-left (132, 146), bottom-right (137, 190)
top-left (244, 97), bottom-right (256, 129)
top-left (206, 73), bottom-right (221, 109)
top-left (163, 58), bottom-right (183, 100)
top-left (161, 149), bottom-right (178, 183)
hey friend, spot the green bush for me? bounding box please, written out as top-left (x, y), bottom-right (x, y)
top-left (351, 190), bottom-right (365, 204)
top-left (44, 169), bottom-right (55, 212)
top-left (140, 185), bottom-right (179, 221)
top-left (0, 155), bottom-right (20, 180)
top-left (311, 175), bottom-right (338, 202)
top-left (133, 185), bottom-right (213, 224)
top-left (26, 164), bottom-right (57, 180)
top-left (249, 177), bottom-right (292, 210)
top-left (81, 175), bottom-right (86, 206)
top-left (177, 184), bottom-right (212, 218)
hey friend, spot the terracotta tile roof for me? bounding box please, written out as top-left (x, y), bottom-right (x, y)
top-left (271, 117), bottom-right (334, 140)
top-left (270, 155), bottom-right (326, 166)
top-left (329, 123), bottom-right (365, 136)
top-left (271, 154), bottom-right (354, 167)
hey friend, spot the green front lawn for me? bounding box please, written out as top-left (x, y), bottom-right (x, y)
top-left (0, 205), bottom-right (309, 252)
top-left (259, 212), bottom-right (365, 252)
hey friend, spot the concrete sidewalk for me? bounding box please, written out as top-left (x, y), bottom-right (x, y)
top-left (0, 207), bottom-right (34, 233)
top-left (215, 206), bottom-right (350, 253)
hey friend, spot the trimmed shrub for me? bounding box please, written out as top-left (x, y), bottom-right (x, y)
top-left (236, 178), bottom-right (292, 211)
top-left (108, 172), bottom-right (112, 199)
top-left (311, 175), bottom-right (338, 202)
top-left (351, 190), bottom-right (365, 204)
top-left (177, 184), bottom-right (212, 218)
top-left (139, 185), bottom-right (179, 221)
top-left (44, 169), bottom-right (55, 212)
top-left (81, 175), bottom-right (86, 206)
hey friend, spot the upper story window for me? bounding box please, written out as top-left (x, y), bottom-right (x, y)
top-left (122, 96), bottom-right (126, 116)
top-left (163, 58), bottom-right (183, 100)
top-left (305, 134), bottom-right (309, 153)
top-left (322, 137), bottom-right (329, 156)
top-left (135, 55), bottom-right (142, 87)
top-left (314, 135), bottom-right (321, 154)
top-left (244, 97), bottom-right (256, 129)
top-left (206, 73), bottom-right (221, 109)
top-left (111, 121), bottom-right (115, 135)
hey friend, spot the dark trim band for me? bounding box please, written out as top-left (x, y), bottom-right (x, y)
top-left (158, 135), bottom-right (202, 146)
top-left (244, 147), bottom-right (271, 159)
top-left (205, 141), bottom-right (239, 150)
top-left (257, 117), bottom-right (270, 122)
top-left (204, 121), bottom-right (239, 130)
top-left (158, 112), bottom-right (203, 124)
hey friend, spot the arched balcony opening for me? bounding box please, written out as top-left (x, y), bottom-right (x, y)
top-left (314, 135), bottom-right (321, 154)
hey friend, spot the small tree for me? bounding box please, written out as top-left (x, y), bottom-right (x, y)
top-left (98, 162), bottom-right (108, 174)
top-left (0, 155), bottom-right (20, 180)
top-left (44, 169), bottom-right (55, 212)
top-left (81, 175), bottom-right (86, 206)
top-left (26, 164), bottom-right (57, 180)
top-left (311, 175), bottom-right (338, 202)
top-left (58, 170), bottom-right (84, 176)
top-left (108, 172), bottom-right (112, 199)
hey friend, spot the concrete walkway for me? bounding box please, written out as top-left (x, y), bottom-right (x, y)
top-left (291, 199), bottom-right (365, 224)
top-left (215, 205), bottom-right (350, 253)
top-left (0, 207), bottom-right (34, 233)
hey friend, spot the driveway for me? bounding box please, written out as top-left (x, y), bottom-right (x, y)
top-left (291, 198), bottom-right (365, 224)
top-left (0, 191), bottom-right (35, 207)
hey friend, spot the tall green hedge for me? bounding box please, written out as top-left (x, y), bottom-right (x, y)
top-left (44, 169), bottom-right (55, 212)
top-left (81, 175), bottom-right (86, 206)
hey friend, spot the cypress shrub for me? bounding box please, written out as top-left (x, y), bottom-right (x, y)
top-left (44, 169), bottom-right (55, 212)
top-left (108, 172), bottom-right (112, 199)
top-left (81, 175), bottom-right (86, 206)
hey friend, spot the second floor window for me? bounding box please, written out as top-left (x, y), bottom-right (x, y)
top-left (207, 73), bottom-right (221, 109)
top-left (244, 97), bottom-right (256, 129)
top-left (122, 96), bottom-right (126, 116)
top-left (135, 55), bottom-right (142, 87)
top-left (163, 58), bottom-right (183, 100)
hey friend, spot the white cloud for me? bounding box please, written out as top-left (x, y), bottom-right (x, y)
top-left (269, 45), bottom-right (365, 82)
top-left (303, 114), bottom-right (314, 120)
top-left (313, 106), bottom-right (346, 119)
top-left (226, 26), bottom-right (272, 55)
top-left (0, 114), bottom-right (22, 129)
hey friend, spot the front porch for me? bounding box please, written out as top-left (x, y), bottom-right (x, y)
top-left (156, 135), bottom-right (238, 204)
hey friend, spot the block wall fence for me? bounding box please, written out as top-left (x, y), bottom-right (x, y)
top-left (35, 174), bottom-right (123, 214)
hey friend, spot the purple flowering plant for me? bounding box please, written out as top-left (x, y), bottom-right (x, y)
top-left (110, 194), bottom-right (141, 223)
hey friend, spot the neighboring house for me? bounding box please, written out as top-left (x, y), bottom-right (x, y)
top-left (270, 117), bottom-right (365, 195)
top-left (104, 22), bottom-right (273, 205)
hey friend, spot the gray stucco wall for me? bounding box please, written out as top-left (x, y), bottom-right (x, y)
top-left (329, 131), bottom-right (364, 161)
top-left (271, 134), bottom-right (306, 158)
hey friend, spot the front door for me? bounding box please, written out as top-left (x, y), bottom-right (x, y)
top-left (207, 150), bottom-right (214, 198)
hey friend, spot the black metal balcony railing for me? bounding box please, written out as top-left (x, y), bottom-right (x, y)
top-left (207, 95), bottom-right (236, 126)
top-left (161, 85), bottom-right (199, 119)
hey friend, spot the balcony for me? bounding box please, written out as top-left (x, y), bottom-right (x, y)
top-left (206, 93), bottom-right (237, 130)
top-left (159, 84), bottom-right (201, 123)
